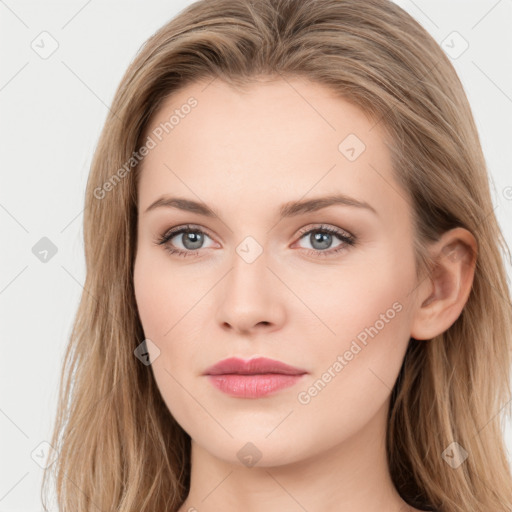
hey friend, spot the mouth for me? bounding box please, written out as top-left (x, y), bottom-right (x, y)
top-left (203, 357), bottom-right (308, 398)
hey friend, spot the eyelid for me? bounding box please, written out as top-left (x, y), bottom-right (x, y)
top-left (295, 223), bottom-right (353, 240)
top-left (156, 222), bottom-right (356, 257)
top-left (161, 223), bottom-right (213, 240)
top-left (159, 224), bottom-right (218, 247)
top-left (292, 224), bottom-right (356, 254)
top-left (158, 223), bottom-right (352, 243)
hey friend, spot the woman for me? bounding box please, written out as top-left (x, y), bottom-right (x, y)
top-left (42, 0), bottom-right (512, 511)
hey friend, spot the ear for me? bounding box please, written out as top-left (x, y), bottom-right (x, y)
top-left (410, 227), bottom-right (478, 341)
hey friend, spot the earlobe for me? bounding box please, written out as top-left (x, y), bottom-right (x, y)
top-left (410, 228), bottom-right (478, 341)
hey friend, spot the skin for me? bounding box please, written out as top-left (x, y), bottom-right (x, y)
top-left (133, 76), bottom-right (477, 512)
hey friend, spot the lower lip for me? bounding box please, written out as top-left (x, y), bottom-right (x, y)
top-left (207, 373), bottom-right (305, 398)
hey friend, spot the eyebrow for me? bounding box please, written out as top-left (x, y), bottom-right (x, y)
top-left (143, 193), bottom-right (378, 218)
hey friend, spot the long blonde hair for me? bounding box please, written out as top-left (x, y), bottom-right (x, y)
top-left (42, 0), bottom-right (512, 510)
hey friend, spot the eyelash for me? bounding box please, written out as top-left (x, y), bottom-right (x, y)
top-left (154, 223), bottom-right (356, 259)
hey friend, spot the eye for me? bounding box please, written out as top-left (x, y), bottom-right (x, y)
top-left (154, 223), bottom-right (356, 259)
top-left (155, 224), bottom-right (216, 257)
top-left (294, 224), bottom-right (356, 257)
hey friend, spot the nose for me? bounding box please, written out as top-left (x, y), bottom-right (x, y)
top-left (215, 247), bottom-right (286, 335)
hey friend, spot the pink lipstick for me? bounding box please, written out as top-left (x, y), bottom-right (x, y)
top-left (203, 357), bottom-right (307, 398)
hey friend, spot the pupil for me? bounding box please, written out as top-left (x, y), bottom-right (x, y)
top-left (311, 232), bottom-right (332, 250)
top-left (183, 232), bottom-right (203, 250)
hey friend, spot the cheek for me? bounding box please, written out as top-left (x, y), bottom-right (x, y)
top-left (290, 300), bottom-right (410, 453)
top-left (291, 249), bottom-right (410, 348)
top-left (295, 252), bottom-right (414, 414)
top-left (133, 256), bottom-right (167, 338)
top-left (133, 252), bottom-right (201, 422)
top-left (134, 249), bottom-right (193, 338)
top-left (133, 250), bottom-right (207, 376)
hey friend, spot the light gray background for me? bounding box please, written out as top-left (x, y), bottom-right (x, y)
top-left (1, 1), bottom-right (511, 510)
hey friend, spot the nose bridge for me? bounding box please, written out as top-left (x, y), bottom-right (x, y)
top-left (215, 234), bottom-right (284, 332)
top-left (227, 235), bottom-right (271, 300)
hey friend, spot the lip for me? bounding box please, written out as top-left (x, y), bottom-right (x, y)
top-left (203, 357), bottom-right (308, 398)
top-left (204, 357), bottom-right (307, 376)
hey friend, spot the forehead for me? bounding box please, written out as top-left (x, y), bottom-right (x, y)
top-left (137, 77), bottom-right (409, 225)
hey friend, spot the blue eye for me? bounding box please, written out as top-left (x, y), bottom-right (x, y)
top-left (155, 224), bottom-right (215, 257)
top-left (294, 225), bottom-right (356, 257)
top-left (155, 224), bottom-right (356, 258)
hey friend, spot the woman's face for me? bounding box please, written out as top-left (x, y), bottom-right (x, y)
top-left (133, 77), bottom-right (422, 466)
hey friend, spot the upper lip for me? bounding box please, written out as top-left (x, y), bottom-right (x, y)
top-left (203, 357), bottom-right (308, 376)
